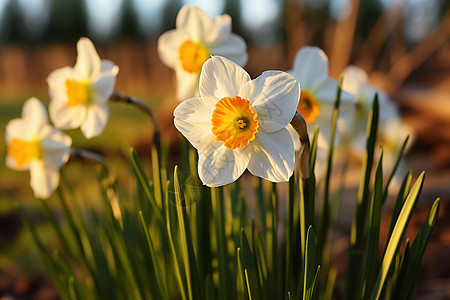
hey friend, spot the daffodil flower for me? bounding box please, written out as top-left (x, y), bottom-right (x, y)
top-left (5, 98), bottom-right (72, 198)
top-left (174, 56), bottom-right (300, 186)
top-left (286, 46), bottom-right (355, 151)
top-left (158, 5), bottom-right (248, 101)
top-left (47, 37), bottom-right (119, 139)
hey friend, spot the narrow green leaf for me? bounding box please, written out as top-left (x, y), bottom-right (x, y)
top-left (174, 166), bottom-right (201, 300)
top-left (139, 211), bottom-right (168, 300)
top-left (346, 94), bottom-right (379, 300)
top-left (129, 148), bottom-right (164, 223)
top-left (385, 170), bottom-right (412, 249)
top-left (382, 136), bottom-right (410, 203)
top-left (285, 175), bottom-right (295, 296)
top-left (240, 229), bottom-right (262, 300)
top-left (370, 172), bottom-right (425, 300)
top-left (360, 150), bottom-right (383, 299)
top-left (211, 187), bottom-right (230, 300)
top-left (398, 198), bottom-right (440, 300)
top-left (165, 180), bottom-right (188, 300)
top-left (303, 226), bottom-right (317, 300)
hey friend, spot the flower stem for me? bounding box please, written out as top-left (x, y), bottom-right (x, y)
top-left (109, 91), bottom-right (160, 143)
top-left (290, 111), bottom-right (310, 179)
top-left (69, 148), bottom-right (110, 174)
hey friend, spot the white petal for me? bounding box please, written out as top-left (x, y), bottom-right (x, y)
top-left (21, 98), bottom-right (49, 135)
top-left (29, 162), bottom-right (60, 199)
top-left (176, 6), bottom-right (216, 42)
top-left (211, 14), bottom-right (232, 42)
top-left (239, 71), bottom-right (300, 132)
top-left (158, 30), bottom-right (188, 68)
top-left (286, 124), bottom-right (301, 152)
top-left (174, 66), bottom-right (201, 101)
top-left (197, 135), bottom-right (250, 187)
top-left (74, 37), bottom-right (101, 79)
top-left (211, 34), bottom-right (248, 67)
top-left (100, 60), bottom-right (119, 76)
top-left (342, 65), bottom-right (369, 97)
top-left (47, 66), bottom-right (76, 88)
top-left (49, 100), bottom-right (86, 129)
top-left (80, 104), bottom-right (109, 139)
top-left (92, 73), bottom-right (117, 105)
top-left (173, 97), bottom-right (213, 149)
top-left (311, 77), bottom-right (339, 104)
top-left (41, 128), bottom-right (72, 169)
top-left (199, 56), bottom-right (251, 110)
top-left (5, 118), bottom-right (32, 141)
top-left (247, 129), bottom-right (295, 182)
top-left (289, 46), bottom-right (329, 89)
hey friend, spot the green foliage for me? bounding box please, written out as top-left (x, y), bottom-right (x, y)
top-left (20, 93), bottom-right (439, 300)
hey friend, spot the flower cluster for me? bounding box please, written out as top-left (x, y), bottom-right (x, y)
top-left (6, 38), bottom-right (118, 198)
top-left (5, 5), bottom-right (413, 195)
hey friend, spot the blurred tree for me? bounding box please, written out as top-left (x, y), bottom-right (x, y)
top-left (120, 0), bottom-right (140, 40)
top-left (224, 0), bottom-right (243, 37)
top-left (161, 0), bottom-right (182, 32)
top-left (1, 0), bottom-right (23, 44)
top-left (45, 0), bottom-right (88, 42)
top-left (356, 0), bottom-right (383, 40)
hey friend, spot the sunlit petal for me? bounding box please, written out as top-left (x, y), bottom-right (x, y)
top-left (173, 97), bottom-right (213, 148)
top-left (239, 71), bottom-right (300, 132)
top-left (80, 104), bottom-right (109, 139)
top-left (200, 56), bottom-right (251, 110)
top-left (30, 162), bottom-right (59, 199)
top-left (74, 37), bottom-right (101, 79)
top-left (197, 135), bottom-right (250, 187)
top-left (247, 129), bottom-right (295, 182)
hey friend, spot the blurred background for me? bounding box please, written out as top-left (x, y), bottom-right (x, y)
top-left (0, 0), bottom-right (449, 299)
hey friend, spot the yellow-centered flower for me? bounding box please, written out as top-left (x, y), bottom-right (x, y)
top-left (158, 5), bottom-right (248, 101)
top-left (174, 56), bottom-right (300, 186)
top-left (287, 46), bottom-right (355, 153)
top-left (5, 98), bottom-right (72, 198)
top-left (47, 37), bottom-right (119, 139)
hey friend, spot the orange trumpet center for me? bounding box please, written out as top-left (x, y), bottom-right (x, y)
top-left (179, 41), bottom-right (209, 73)
top-left (297, 91), bottom-right (320, 123)
top-left (211, 96), bottom-right (259, 149)
top-left (66, 79), bottom-right (92, 107)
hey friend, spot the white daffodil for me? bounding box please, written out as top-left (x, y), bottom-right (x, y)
top-left (5, 98), bottom-right (72, 199)
top-left (174, 56), bottom-right (300, 186)
top-left (158, 5), bottom-right (248, 101)
top-left (286, 46), bottom-right (355, 180)
top-left (47, 37), bottom-right (119, 139)
top-left (287, 46), bottom-right (355, 151)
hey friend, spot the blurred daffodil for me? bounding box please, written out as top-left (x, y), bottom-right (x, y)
top-left (287, 46), bottom-right (355, 152)
top-left (47, 37), bottom-right (119, 139)
top-left (342, 65), bottom-right (414, 186)
top-left (341, 65), bottom-right (413, 152)
top-left (174, 56), bottom-right (300, 186)
top-left (5, 98), bottom-right (72, 199)
top-left (158, 5), bottom-right (248, 101)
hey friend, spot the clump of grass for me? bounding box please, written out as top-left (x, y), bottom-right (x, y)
top-left (18, 92), bottom-right (439, 300)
